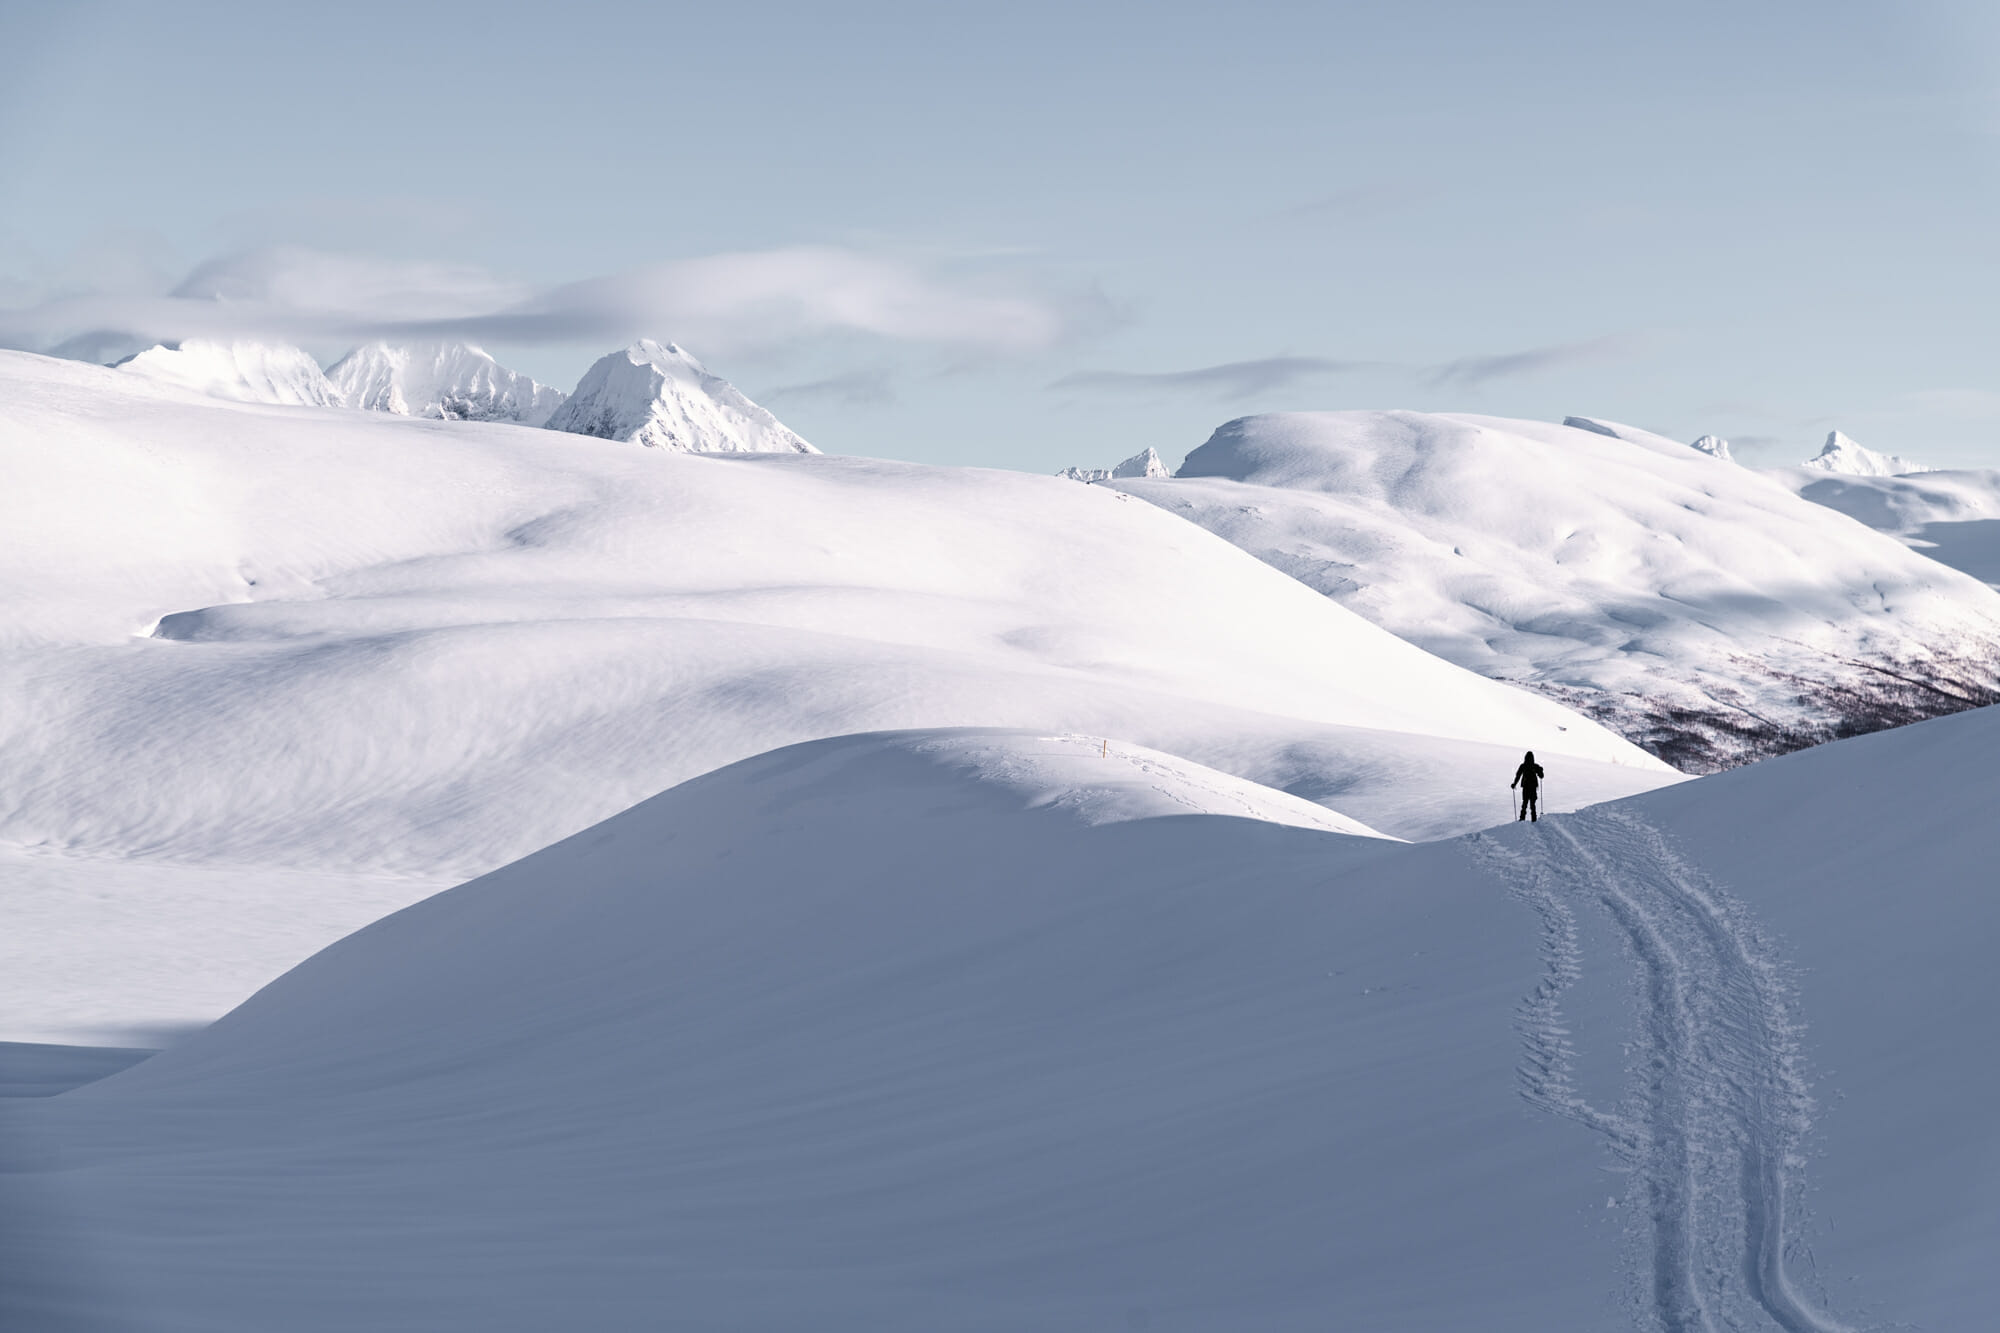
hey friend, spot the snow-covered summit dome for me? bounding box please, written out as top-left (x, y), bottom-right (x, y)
top-left (1802, 430), bottom-right (1930, 477)
top-left (115, 339), bottom-right (342, 407)
top-left (542, 340), bottom-right (815, 454)
top-left (327, 342), bottom-right (566, 426)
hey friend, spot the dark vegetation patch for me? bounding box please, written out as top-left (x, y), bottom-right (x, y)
top-left (1533, 652), bottom-right (2000, 774)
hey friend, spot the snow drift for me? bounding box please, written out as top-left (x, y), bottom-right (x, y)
top-left (1111, 411), bottom-right (2000, 770)
top-left (542, 338), bottom-right (815, 453)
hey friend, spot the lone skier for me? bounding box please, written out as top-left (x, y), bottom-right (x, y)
top-left (1512, 751), bottom-right (1544, 821)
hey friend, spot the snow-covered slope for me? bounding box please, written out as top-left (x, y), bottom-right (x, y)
top-left (1801, 428), bottom-right (1930, 476)
top-left (1110, 411), bottom-right (2000, 770)
top-left (1568, 415), bottom-right (1735, 463)
top-left (542, 338), bottom-right (814, 453)
top-left (326, 341), bottom-right (566, 425)
top-left (1058, 447), bottom-right (1170, 482)
top-left (0, 351), bottom-right (1671, 1041)
top-left (1775, 463), bottom-right (2000, 592)
top-left (115, 339), bottom-right (342, 407)
top-left (9, 706), bottom-right (1996, 1330)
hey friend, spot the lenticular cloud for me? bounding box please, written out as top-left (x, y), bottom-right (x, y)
top-left (0, 245), bottom-right (1070, 360)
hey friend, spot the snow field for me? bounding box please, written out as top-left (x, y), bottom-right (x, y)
top-left (6, 344), bottom-right (1998, 1327)
top-left (0, 350), bottom-right (1670, 1039)
top-left (0, 730), bottom-right (1628, 1332)
top-left (18, 704), bottom-right (2000, 1328)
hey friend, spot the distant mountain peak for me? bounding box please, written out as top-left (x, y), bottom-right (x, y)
top-left (1802, 430), bottom-right (1931, 477)
top-left (542, 339), bottom-right (815, 454)
top-left (1057, 447), bottom-right (1170, 483)
top-left (327, 342), bottom-right (566, 426)
top-left (1689, 434), bottom-right (1734, 462)
top-left (114, 339), bottom-right (342, 407)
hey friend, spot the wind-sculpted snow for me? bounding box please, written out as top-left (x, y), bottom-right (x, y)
top-left (1113, 411), bottom-right (2000, 770)
top-left (543, 337), bottom-right (815, 453)
top-left (0, 350), bottom-right (1670, 1040)
top-left (327, 341), bottom-right (566, 425)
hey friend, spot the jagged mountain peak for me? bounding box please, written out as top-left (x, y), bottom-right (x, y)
top-left (542, 339), bottom-right (815, 454)
top-left (327, 342), bottom-right (566, 426)
top-left (1057, 447), bottom-right (1171, 483)
top-left (1689, 434), bottom-right (1734, 462)
top-left (1802, 429), bottom-right (1931, 477)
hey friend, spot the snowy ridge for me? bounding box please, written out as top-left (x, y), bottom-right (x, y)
top-left (1113, 410), bottom-right (2000, 770)
top-left (326, 342), bottom-right (566, 425)
top-left (1801, 429), bottom-right (1930, 477)
top-left (1058, 447), bottom-right (1170, 482)
top-left (116, 339), bottom-right (342, 407)
top-left (1566, 416), bottom-right (1736, 464)
top-left (899, 732), bottom-right (1391, 836)
top-left (542, 338), bottom-right (814, 453)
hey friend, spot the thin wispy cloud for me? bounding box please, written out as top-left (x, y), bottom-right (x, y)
top-left (0, 245), bottom-right (1070, 360)
top-left (1427, 334), bottom-right (1641, 388)
top-left (1280, 181), bottom-right (1436, 223)
top-left (172, 246), bottom-right (530, 321)
top-left (1903, 387), bottom-right (2000, 419)
top-left (760, 369), bottom-right (897, 408)
top-left (1050, 356), bottom-right (1370, 401)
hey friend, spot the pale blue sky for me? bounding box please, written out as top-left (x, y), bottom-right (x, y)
top-left (4, 0), bottom-right (1998, 470)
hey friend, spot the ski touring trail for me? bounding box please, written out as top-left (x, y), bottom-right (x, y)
top-left (1473, 809), bottom-right (1867, 1333)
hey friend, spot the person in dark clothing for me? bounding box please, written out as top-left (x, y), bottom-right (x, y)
top-left (1511, 751), bottom-right (1544, 821)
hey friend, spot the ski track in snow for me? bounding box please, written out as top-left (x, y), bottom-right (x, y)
top-left (1474, 810), bottom-right (1862, 1333)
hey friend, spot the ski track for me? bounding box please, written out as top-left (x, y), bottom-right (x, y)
top-left (1474, 810), bottom-right (1861, 1333)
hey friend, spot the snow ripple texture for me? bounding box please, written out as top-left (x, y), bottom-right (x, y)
top-left (1475, 811), bottom-right (1862, 1333)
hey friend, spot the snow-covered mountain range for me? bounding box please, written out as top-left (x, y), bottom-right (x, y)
top-left (542, 339), bottom-right (816, 453)
top-left (9, 348), bottom-right (2000, 1331)
top-left (1107, 411), bottom-right (2000, 770)
top-left (326, 341), bottom-right (567, 425)
top-left (102, 336), bottom-right (813, 454)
